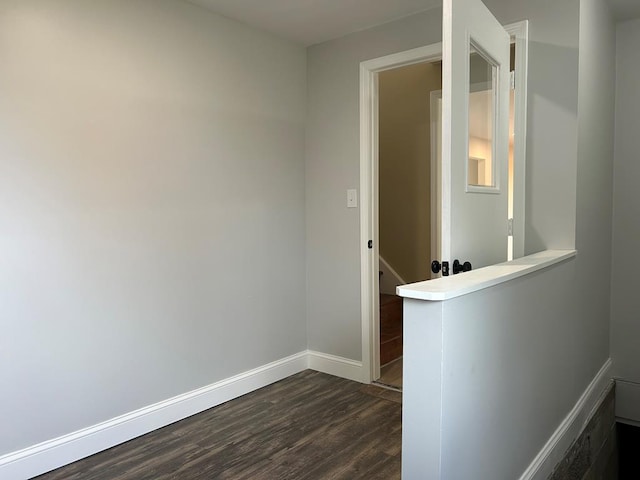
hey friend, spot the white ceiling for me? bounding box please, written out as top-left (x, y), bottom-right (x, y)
top-left (185, 0), bottom-right (640, 47)
top-left (185, 0), bottom-right (441, 46)
top-left (608, 0), bottom-right (640, 21)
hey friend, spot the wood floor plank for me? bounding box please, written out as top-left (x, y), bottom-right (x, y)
top-left (34, 370), bottom-right (401, 480)
top-left (378, 357), bottom-right (403, 389)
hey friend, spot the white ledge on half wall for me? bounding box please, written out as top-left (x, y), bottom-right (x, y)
top-left (397, 249), bottom-right (577, 301)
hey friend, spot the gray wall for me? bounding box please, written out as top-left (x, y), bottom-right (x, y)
top-left (0, 0), bottom-right (307, 455)
top-left (0, 0), bottom-right (619, 469)
top-left (402, 0), bottom-right (618, 462)
top-left (308, 0), bottom-right (616, 475)
top-left (440, 264), bottom-right (582, 479)
top-left (611, 18), bottom-right (640, 396)
top-left (306, 0), bottom-right (583, 361)
top-left (306, 10), bottom-right (442, 360)
top-left (403, 258), bottom-right (605, 479)
top-left (575, 0), bottom-right (617, 387)
top-left (483, 0), bottom-right (580, 254)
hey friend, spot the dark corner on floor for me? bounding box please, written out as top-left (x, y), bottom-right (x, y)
top-left (617, 421), bottom-right (640, 479)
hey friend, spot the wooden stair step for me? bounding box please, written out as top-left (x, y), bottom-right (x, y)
top-left (380, 294), bottom-right (402, 329)
top-left (380, 293), bottom-right (403, 365)
top-left (380, 336), bottom-right (403, 366)
top-left (380, 293), bottom-right (402, 307)
top-left (380, 322), bottom-right (402, 343)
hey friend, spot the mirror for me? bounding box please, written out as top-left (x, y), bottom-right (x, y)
top-left (468, 47), bottom-right (497, 189)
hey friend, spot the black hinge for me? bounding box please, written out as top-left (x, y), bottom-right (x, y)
top-left (368, 240), bottom-right (373, 249)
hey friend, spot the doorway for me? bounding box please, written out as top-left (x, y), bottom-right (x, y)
top-left (376, 61), bottom-right (442, 389)
top-left (359, 21), bottom-right (527, 385)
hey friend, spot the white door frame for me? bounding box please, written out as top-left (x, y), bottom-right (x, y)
top-left (359, 21), bottom-right (528, 383)
top-left (430, 89), bottom-right (443, 275)
top-left (505, 21), bottom-right (528, 260)
top-left (359, 44), bottom-right (443, 383)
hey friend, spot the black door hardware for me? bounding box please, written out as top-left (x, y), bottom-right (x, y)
top-left (433, 260), bottom-right (471, 276)
top-left (431, 260), bottom-right (441, 274)
top-left (431, 261), bottom-right (450, 276)
top-left (452, 259), bottom-right (472, 274)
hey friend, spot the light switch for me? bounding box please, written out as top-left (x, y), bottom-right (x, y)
top-left (347, 189), bottom-right (358, 208)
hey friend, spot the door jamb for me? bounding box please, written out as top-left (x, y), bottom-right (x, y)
top-left (505, 21), bottom-right (528, 260)
top-left (359, 44), bottom-right (443, 383)
top-left (430, 89), bottom-right (443, 275)
top-left (359, 21), bottom-right (527, 383)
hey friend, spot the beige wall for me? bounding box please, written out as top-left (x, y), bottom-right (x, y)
top-left (378, 62), bottom-right (441, 284)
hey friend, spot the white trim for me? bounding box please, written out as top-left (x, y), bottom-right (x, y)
top-left (430, 89), bottom-right (443, 278)
top-left (307, 350), bottom-right (364, 383)
top-left (617, 417), bottom-right (640, 428)
top-left (360, 43), bottom-right (443, 384)
top-left (0, 352), bottom-right (308, 480)
top-left (379, 255), bottom-right (407, 287)
top-left (504, 20), bottom-right (528, 259)
top-left (614, 379), bottom-right (640, 423)
top-left (397, 249), bottom-right (576, 301)
top-left (518, 358), bottom-right (613, 480)
top-left (360, 56), bottom-right (376, 385)
top-left (359, 44), bottom-right (442, 73)
top-left (360, 21), bottom-right (528, 384)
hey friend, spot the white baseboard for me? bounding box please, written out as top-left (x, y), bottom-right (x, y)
top-left (379, 255), bottom-right (406, 295)
top-left (6, 351), bottom-right (610, 480)
top-left (0, 351), bottom-right (308, 480)
top-left (518, 358), bottom-right (613, 480)
top-left (307, 350), bottom-right (364, 383)
top-left (615, 379), bottom-right (640, 423)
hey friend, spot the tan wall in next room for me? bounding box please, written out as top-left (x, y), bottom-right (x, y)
top-left (378, 61), bottom-right (441, 284)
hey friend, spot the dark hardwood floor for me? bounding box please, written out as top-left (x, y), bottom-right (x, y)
top-left (34, 370), bottom-right (402, 480)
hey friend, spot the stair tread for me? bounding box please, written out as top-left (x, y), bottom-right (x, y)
top-left (380, 336), bottom-right (403, 365)
top-left (379, 294), bottom-right (403, 365)
top-left (380, 295), bottom-right (402, 327)
top-left (381, 323), bottom-right (402, 342)
top-left (381, 335), bottom-right (402, 344)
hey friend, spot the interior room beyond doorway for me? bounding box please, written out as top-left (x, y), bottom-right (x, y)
top-left (375, 43), bottom-right (517, 389)
top-left (376, 60), bottom-right (441, 389)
